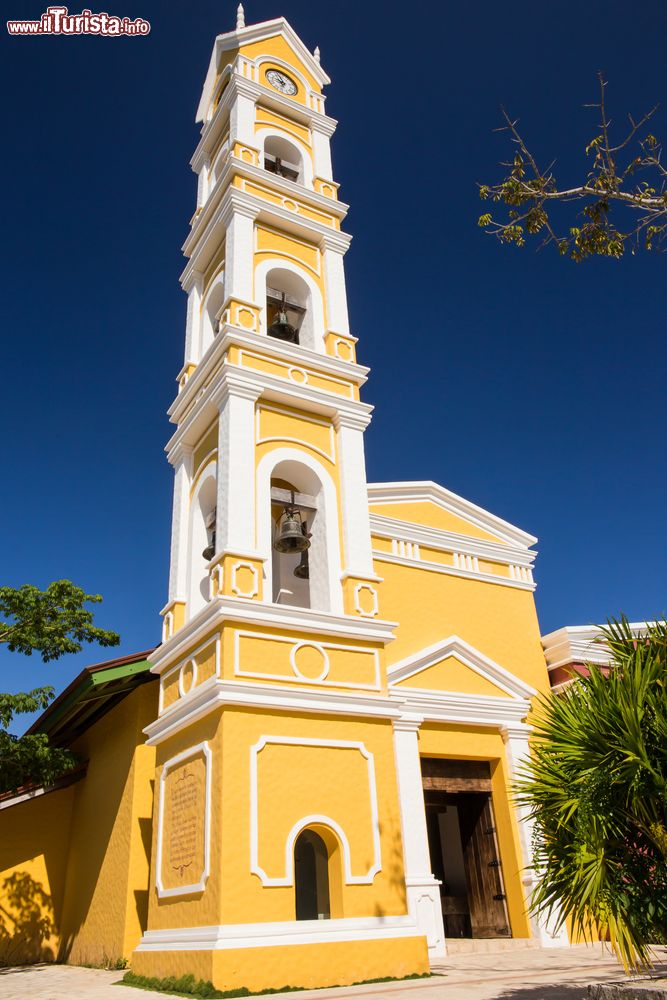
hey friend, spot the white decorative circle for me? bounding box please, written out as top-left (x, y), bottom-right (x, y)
top-left (282, 198), bottom-right (299, 213)
top-left (178, 658), bottom-right (198, 698)
top-left (288, 366), bottom-right (309, 385)
top-left (290, 641), bottom-right (330, 683)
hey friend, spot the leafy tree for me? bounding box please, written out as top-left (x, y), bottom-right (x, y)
top-left (517, 618), bottom-right (667, 971)
top-left (478, 75), bottom-right (666, 260)
top-left (0, 581), bottom-right (120, 794)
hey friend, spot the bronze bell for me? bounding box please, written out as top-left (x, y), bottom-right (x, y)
top-left (268, 293), bottom-right (299, 344)
top-left (202, 510), bottom-right (216, 561)
top-left (274, 506), bottom-right (310, 554)
top-left (294, 549), bottom-right (309, 579)
top-left (293, 520), bottom-right (310, 578)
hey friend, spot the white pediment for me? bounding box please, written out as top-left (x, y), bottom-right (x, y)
top-left (387, 636), bottom-right (537, 700)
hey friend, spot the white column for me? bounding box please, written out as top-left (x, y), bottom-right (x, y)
top-left (183, 271), bottom-right (203, 364)
top-left (320, 235), bottom-right (350, 335)
top-left (167, 444), bottom-right (193, 603)
top-left (334, 413), bottom-right (375, 579)
top-left (223, 204), bottom-right (255, 304)
top-left (393, 717), bottom-right (446, 959)
top-left (229, 88), bottom-right (256, 146)
top-left (502, 726), bottom-right (569, 948)
top-left (213, 372), bottom-right (261, 556)
top-left (311, 121), bottom-right (334, 181)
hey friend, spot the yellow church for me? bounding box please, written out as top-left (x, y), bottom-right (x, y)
top-left (0, 9), bottom-right (572, 991)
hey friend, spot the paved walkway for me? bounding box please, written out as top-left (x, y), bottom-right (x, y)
top-left (0, 946), bottom-right (666, 1000)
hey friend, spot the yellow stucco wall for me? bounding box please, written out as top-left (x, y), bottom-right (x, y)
top-left (378, 558), bottom-right (550, 694)
top-left (57, 682), bottom-right (158, 966)
top-left (0, 785), bottom-right (75, 965)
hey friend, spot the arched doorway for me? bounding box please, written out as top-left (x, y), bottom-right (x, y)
top-left (294, 829), bottom-right (330, 921)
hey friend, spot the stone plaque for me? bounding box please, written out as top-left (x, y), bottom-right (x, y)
top-left (159, 748), bottom-right (208, 895)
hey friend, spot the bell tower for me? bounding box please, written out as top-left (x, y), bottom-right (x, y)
top-left (134, 9), bottom-right (431, 993)
top-left (160, 7), bottom-right (380, 633)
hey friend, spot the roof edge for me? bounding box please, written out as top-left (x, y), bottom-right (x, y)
top-left (367, 481), bottom-right (538, 549)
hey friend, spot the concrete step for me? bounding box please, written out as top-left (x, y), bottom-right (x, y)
top-left (443, 937), bottom-right (541, 955)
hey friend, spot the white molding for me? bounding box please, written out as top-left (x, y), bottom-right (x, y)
top-left (230, 560), bottom-right (260, 599)
top-left (373, 551), bottom-right (536, 592)
top-left (135, 914), bottom-right (423, 952)
top-left (541, 621), bottom-right (652, 672)
top-left (178, 659), bottom-right (198, 699)
top-left (370, 513), bottom-right (536, 568)
top-left (367, 481), bottom-right (537, 548)
top-left (144, 679), bottom-right (402, 747)
top-left (387, 635), bottom-right (537, 699)
top-left (155, 742), bottom-right (212, 898)
top-left (233, 629), bottom-right (381, 691)
top-left (149, 597), bottom-right (396, 676)
top-left (249, 735), bottom-right (381, 886)
top-left (393, 689), bottom-right (532, 729)
top-left (354, 583), bottom-right (379, 618)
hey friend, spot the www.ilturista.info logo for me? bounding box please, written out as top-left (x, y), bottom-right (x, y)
top-left (7, 5), bottom-right (150, 35)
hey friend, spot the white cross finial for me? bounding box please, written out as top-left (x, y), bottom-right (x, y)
top-left (236, 3), bottom-right (245, 29)
top-left (314, 45), bottom-right (320, 63)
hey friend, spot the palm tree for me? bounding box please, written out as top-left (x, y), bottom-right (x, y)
top-left (517, 618), bottom-right (667, 970)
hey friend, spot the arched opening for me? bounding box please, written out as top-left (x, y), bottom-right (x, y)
top-left (188, 468), bottom-right (216, 618)
top-left (264, 266), bottom-right (314, 349)
top-left (263, 134), bottom-right (303, 184)
top-left (294, 829), bottom-right (330, 921)
top-left (210, 139), bottom-right (230, 188)
top-left (201, 275), bottom-right (225, 358)
top-left (269, 458), bottom-right (335, 611)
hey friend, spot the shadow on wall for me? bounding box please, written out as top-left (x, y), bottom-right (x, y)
top-left (374, 821), bottom-right (407, 919)
top-left (0, 871), bottom-right (55, 966)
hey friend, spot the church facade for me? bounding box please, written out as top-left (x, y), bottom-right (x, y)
top-left (1, 12), bottom-right (573, 991)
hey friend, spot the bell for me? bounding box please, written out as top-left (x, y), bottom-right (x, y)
top-left (202, 510), bottom-right (216, 561)
top-left (268, 294), bottom-right (299, 344)
top-left (274, 507), bottom-right (310, 553)
top-left (294, 549), bottom-right (309, 579)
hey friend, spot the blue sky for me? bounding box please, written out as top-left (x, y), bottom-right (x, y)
top-left (2, 0), bottom-right (665, 726)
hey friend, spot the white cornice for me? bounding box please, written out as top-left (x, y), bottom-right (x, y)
top-left (182, 186), bottom-right (351, 276)
top-left (392, 688), bottom-right (532, 729)
top-left (149, 596), bottom-right (397, 676)
top-left (166, 360), bottom-right (374, 455)
top-left (369, 513), bottom-right (536, 567)
top-left (197, 18), bottom-right (330, 122)
top-left (144, 680), bottom-right (402, 745)
top-left (367, 481), bottom-right (537, 549)
top-left (372, 552), bottom-right (536, 592)
top-left (168, 327), bottom-right (369, 427)
top-left (187, 159), bottom-right (349, 256)
top-left (387, 635), bottom-right (537, 699)
top-left (541, 622), bottom-right (652, 671)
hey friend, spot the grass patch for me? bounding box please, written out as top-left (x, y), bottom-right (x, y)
top-left (120, 969), bottom-right (431, 997)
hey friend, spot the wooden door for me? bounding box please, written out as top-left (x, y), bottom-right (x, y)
top-left (458, 793), bottom-right (510, 938)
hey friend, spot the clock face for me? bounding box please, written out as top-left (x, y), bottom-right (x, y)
top-left (266, 69), bottom-right (298, 96)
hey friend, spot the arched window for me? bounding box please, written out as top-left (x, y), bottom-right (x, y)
top-left (201, 275), bottom-right (225, 358)
top-left (264, 266), bottom-right (314, 350)
top-left (264, 134), bottom-right (304, 184)
top-left (188, 467), bottom-right (216, 618)
top-left (294, 829), bottom-right (330, 921)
